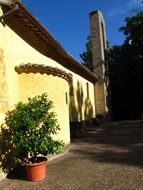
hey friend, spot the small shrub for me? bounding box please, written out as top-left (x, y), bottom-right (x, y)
top-left (1, 93), bottom-right (64, 166)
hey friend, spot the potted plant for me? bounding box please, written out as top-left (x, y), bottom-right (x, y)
top-left (4, 93), bottom-right (64, 181)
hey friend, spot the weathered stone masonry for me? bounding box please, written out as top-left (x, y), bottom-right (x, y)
top-left (90, 10), bottom-right (108, 115)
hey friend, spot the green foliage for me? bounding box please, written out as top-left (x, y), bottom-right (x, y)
top-left (119, 12), bottom-right (143, 48)
top-left (1, 94), bottom-right (64, 165)
top-left (80, 36), bottom-right (93, 71)
top-left (108, 10), bottom-right (143, 120)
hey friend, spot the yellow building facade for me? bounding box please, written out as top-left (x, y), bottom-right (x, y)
top-left (0, 1), bottom-right (99, 179)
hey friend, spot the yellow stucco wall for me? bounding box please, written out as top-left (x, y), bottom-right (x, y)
top-left (0, 48), bottom-right (8, 124)
top-left (70, 74), bottom-right (95, 122)
top-left (18, 73), bottom-right (70, 144)
top-left (0, 19), bottom-right (71, 144)
top-left (0, 6), bottom-right (96, 178)
top-left (0, 10), bottom-right (96, 124)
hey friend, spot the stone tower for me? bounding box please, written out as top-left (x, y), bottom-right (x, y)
top-left (90, 10), bottom-right (107, 115)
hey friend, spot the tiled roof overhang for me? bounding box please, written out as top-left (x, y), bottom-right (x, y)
top-left (1, 0), bottom-right (97, 83)
top-left (15, 63), bottom-right (73, 84)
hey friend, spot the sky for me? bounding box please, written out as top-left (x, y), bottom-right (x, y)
top-left (22, 0), bottom-right (142, 62)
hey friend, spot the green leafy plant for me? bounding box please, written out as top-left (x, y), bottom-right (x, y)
top-left (4, 93), bottom-right (64, 164)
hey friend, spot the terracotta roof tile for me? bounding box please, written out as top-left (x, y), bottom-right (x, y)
top-left (15, 63), bottom-right (73, 84)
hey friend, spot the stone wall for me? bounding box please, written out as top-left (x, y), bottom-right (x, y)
top-left (90, 10), bottom-right (108, 114)
top-left (94, 82), bottom-right (106, 114)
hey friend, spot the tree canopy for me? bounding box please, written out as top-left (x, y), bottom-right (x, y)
top-left (108, 11), bottom-right (143, 120)
top-left (80, 5), bottom-right (143, 120)
top-left (80, 36), bottom-right (93, 71)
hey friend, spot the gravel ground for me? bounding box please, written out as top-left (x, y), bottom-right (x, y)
top-left (0, 121), bottom-right (143, 190)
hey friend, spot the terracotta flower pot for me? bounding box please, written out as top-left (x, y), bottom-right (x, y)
top-left (24, 157), bottom-right (47, 182)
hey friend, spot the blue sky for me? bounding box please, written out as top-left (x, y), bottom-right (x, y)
top-left (22, 0), bottom-right (142, 62)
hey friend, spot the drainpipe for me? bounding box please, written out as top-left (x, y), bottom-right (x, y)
top-left (0, 4), bottom-right (19, 21)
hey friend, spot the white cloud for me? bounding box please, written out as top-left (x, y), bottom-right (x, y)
top-left (107, 0), bottom-right (142, 18)
top-left (127, 0), bottom-right (142, 10)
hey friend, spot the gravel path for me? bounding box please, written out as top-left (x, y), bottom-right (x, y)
top-left (0, 121), bottom-right (143, 190)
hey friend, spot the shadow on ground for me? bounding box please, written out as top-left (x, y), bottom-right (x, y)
top-left (4, 120), bottom-right (143, 182)
top-left (7, 165), bottom-right (27, 181)
top-left (71, 120), bottom-right (143, 168)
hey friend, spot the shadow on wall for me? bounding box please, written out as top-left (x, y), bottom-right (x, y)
top-left (0, 124), bottom-right (19, 174)
top-left (69, 81), bottom-right (93, 138)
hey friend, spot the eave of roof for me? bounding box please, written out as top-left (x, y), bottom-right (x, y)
top-left (1, 0), bottom-right (98, 83)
